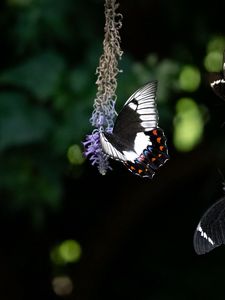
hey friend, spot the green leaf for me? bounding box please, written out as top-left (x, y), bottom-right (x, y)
top-left (0, 51), bottom-right (65, 100)
top-left (52, 100), bottom-right (92, 155)
top-left (0, 92), bottom-right (53, 150)
top-left (0, 152), bottom-right (62, 227)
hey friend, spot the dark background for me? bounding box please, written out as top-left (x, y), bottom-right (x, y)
top-left (1, 0), bottom-right (225, 299)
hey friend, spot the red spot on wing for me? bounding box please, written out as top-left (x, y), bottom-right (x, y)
top-left (157, 137), bottom-right (161, 143)
top-left (152, 129), bottom-right (158, 136)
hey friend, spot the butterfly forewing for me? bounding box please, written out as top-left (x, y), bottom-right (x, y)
top-left (112, 81), bottom-right (159, 150)
top-left (193, 197), bottom-right (225, 255)
top-left (121, 80), bottom-right (159, 131)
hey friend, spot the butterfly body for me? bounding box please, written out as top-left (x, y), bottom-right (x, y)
top-left (100, 81), bottom-right (169, 178)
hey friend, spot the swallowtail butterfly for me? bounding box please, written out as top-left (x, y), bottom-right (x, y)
top-left (100, 80), bottom-right (169, 178)
top-left (209, 51), bottom-right (225, 101)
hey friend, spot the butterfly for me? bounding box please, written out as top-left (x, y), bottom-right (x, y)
top-left (193, 196), bottom-right (225, 255)
top-left (100, 80), bottom-right (169, 178)
top-left (209, 50), bottom-right (225, 101)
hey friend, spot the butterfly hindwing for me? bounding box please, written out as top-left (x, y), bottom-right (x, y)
top-left (193, 197), bottom-right (225, 255)
top-left (123, 128), bottom-right (169, 178)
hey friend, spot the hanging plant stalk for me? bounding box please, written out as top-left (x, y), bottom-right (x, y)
top-left (83, 0), bottom-right (123, 175)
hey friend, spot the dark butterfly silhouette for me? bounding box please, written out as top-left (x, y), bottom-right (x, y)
top-left (195, 52), bottom-right (225, 255)
top-left (100, 81), bottom-right (169, 178)
top-left (193, 196), bottom-right (225, 255)
top-left (193, 173), bottom-right (225, 255)
top-left (209, 51), bottom-right (225, 101)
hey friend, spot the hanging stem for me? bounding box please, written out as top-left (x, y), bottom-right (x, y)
top-left (83, 0), bottom-right (123, 175)
top-left (90, 0), bottom-right (123, 130)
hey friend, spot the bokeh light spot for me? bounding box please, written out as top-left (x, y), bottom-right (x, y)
top-left (52, 276), bottom-right (73, 296)
top-left (204, 51), bottom-right (223, 72)
top-left (59, 239), bottom-right (82, 263)
top-left (67, 144), bottom-right (85, 165)
top-left (173, 98), bottom-right (204, 152)
top-left (179, 65), bottom-right (201, 92)
top-left (50, 239), bottom-right (82, 265)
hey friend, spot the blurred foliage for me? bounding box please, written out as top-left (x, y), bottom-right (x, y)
top-left (1, 0), bottom-right (225, 299)
top-left (0, 0), bottom-right (224, 227)
top-left (0, 0), bottom-right (104, 226)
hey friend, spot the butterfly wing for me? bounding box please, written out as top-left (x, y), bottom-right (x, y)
top-left (100, 81), bottom-right (159, 160)
top-left (124, 128), bottom-right (169, 178)
top-left (193, 197), bottom-right (225, 255)
top-left (209, 72), bottom-right (225, 101)
top-left (113, 80), bottom-right (159, 137)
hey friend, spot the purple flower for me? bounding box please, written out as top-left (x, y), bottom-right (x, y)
top-left (83, 130), bottom-right (111, 175)
top-left (83, 97), bottom-right (116, 175)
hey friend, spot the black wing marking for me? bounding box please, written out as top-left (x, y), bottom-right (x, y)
top-left (113, 81), bottom-right (158, 145)
top-left (99, 131), bottom-right (126, 161)
top-left (193, 197), bottom-right (225, 255)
